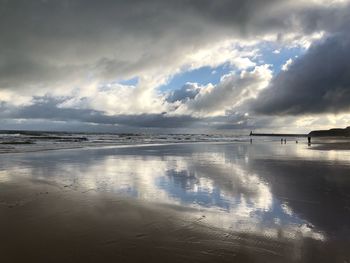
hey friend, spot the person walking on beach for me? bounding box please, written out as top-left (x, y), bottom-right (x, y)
top-left (281, 138), bottom-right (283, 144)
top-left (284, 139), bottom-right (286, 144)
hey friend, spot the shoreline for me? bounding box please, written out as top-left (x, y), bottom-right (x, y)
top-left (0, 140), bottom-right (245, 155)
top-left (2, 138), bottom-right (350, 155)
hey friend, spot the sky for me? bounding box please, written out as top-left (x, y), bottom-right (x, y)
top-left (1, 0), bottom-right (350, 133)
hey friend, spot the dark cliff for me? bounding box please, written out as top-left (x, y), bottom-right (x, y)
top-left (309, 127), bottom-right (350, 137)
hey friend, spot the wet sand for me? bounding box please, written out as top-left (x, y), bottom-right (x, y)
top-left (1, 142), bottom-right (350, 262)
top-left (311, 141), bottom-right (350, 151)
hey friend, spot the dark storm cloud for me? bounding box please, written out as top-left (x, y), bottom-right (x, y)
top-left (0, 0), bottom-right (270, 88)
top-left (254, 30), bottom-right (350, 115)
top-left (0, 0), bottom-right (344, 90)
top-left (0, 97), bottom-right (199, 128)
top-left (0, 96), bottom-right (259, 130)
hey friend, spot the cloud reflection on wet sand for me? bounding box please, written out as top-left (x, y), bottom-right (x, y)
top-left (1, 142), bottom-right (349, 262)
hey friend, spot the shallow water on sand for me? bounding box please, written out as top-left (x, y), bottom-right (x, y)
top-left (1, 142), bottom-right (350, 262)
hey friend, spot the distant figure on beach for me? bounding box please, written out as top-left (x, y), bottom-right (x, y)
top-left (250, 138), bottom-right (252, 144)
top-left (308, 136), bottom-right (311, 145)
top-left (281, 138), bottom-right (283, 144)
top-left (296, 140), bottom-right (298, 144)
top-left (284, 139), bottom-right (286, 144)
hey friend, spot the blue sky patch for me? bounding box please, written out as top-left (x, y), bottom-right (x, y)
top-left (255, 44), bottom-right (306, 74)
top-left (117, 76), bottom-right (139, 86)
top-left (159, 63), bottom-right (233, 92)
top-left (159, 44), bottom-right (306, 94)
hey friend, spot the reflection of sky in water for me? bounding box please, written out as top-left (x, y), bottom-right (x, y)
top-left (157, 170), bottom-right (232, 210)
top-left (1, 142), bottom-right (343, 241)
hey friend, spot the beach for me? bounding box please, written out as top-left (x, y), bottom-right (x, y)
top-left (1, 141), bottom-right (350, 262)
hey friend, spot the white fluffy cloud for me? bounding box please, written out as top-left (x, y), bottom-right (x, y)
top-left (172, 65), bottom-right (272, 117)
top-left (281, 58), bottom-right (294, 71)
